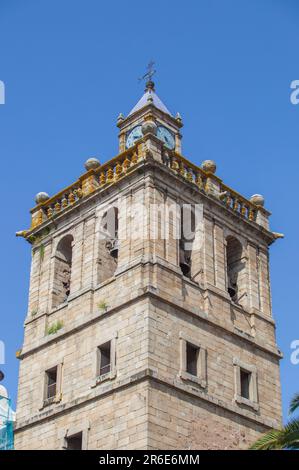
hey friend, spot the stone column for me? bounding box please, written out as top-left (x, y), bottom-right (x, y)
top-left (190, 208), bottom-right (204, 284)
top-left (116, 186), bottom-right (148, 270)
top-left (247, 243), bottom-right (260, 312)
top-left (38, 240), bottom-right (53, 314)
top-left (213, 222), bottom-right (226, 291)
top-left (119, 132), bottom-right (126, 153)
top-left (258, 248), bottom-right (272, 316)
top-left (27, 248), bottom-right (41, 317)
top-left (69, 223), bottom-right (84, 295)
top-left (175, 132), bottom-right (182, 154)
top-left (203, 216), bottom-right (215, 286)
top-left (255, 208), bottom-right (270, 230)
top-left (81, 216), bottom-right (96, 290)
top-left (166, 194), bottom-right (180, 267)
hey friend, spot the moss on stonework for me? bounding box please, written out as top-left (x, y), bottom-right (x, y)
top-left (46, 320), bottom-right (64, 335)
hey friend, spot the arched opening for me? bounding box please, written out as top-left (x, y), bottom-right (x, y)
top-left (179, 205), bottom-right (195, 278)
top-left (226, 236), bottom-right (245, 303)
top-left (97, 207), bottom-right (119, 284)
top-left (103, 207), bottom-right (119, 259)
top-left (52, 234), bottom-right (73, 308)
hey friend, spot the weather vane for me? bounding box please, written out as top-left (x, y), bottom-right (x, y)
top-left (139, 61), bottom-right (156, 84)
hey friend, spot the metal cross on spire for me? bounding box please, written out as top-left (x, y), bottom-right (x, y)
top-left (139, 61), bottom-right (156, 90)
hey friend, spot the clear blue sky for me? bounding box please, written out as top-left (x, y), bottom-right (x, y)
top-left (0, 0), bottom-right (298, 422)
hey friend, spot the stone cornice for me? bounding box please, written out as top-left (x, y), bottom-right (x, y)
top-left (18, 142), bottom-right (274, 244)
top-left (14, 368), bottom-right (281, 434)
top-left (117, 103), bottom-right (183, 130)
top-left (148, 161), bottom-right (276, 245)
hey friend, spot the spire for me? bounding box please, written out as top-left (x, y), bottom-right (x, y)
top-left (129, 62), bottom-right (172, 116)
top-left (128, 87), bottom-right (172, 116)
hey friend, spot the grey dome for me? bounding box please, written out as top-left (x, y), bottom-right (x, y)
top-left (84, 158), bottom-right (101, 171)
top-left (250, 194), bottom-right (265, 207)
top-left (35, 192), bottom-right (50, 204)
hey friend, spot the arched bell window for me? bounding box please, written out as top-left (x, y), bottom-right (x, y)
top-left (97, 207), bottom-right (119, 284)
top-left (103, 207), bottom-right (119, 259)
top-left (226, 236), bottom-right (245, 303)
top-left (52, 235), bottom-right (73, 308)
top-left (179, 205), bottom-right (196, 278)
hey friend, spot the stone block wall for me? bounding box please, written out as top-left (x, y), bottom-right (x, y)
top-left (16, 159), bottom-right (282, 449)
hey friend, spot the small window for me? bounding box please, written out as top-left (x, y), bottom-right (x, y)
top-left (240, 369), bottom-right (251, 400)
top-left (65, 432), bottom-right (82, 450)
top-left (97, 342), bottom-right (111, 376)
top-left (186, 342), bottom-right (199, 376)
top-left (233, 358), bottom-right (258, 411)
top-left (179, 333), bottom-right (207, 388)
top-left (46, 367), bottom-right (57, 400)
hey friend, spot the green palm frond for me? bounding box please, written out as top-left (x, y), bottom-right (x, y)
top-left (251, 392), bottom-right (299, 450)
top-left (250, 429), bottom-right (283, 450)
top-left (289, 393), bottom-right (299, 415)
top-left (277, 418), bottom-right (299, 449)
top-left (250, 418), bottom-right (299, 450)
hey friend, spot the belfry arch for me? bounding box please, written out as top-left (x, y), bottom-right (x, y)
top-left (52, 234), bottom-right (73, 308)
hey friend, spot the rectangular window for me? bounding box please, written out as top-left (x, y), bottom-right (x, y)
top-left (93, 334), bottom-right (117, 387)
top-left (186, 342), bottom-right (199, 376)
top-left (240, 369), bottom-right (251, 400)
top-left (179, 333), bottom-right (207, 388)
top-left (65, 432), bottom-right (83, 450)
top-left (46, 367), bottom-right (57, 400)
top-left (98, 342), bottom-right (111, 376)
top-left (41, 362), bottom-right (63, 409)
top-left (233, 358), bottom-right (259, 411)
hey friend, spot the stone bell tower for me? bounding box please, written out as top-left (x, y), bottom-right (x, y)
top-left (15, 76), bottom-right (283, 450)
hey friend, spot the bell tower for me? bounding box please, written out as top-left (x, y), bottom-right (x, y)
top-left (15, 74), bottom-right (283, 450)
top-left (117, 78), bottom-right (183, 154)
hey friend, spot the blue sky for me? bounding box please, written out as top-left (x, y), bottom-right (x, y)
top-left (0, 0), bottom-right (298, 422)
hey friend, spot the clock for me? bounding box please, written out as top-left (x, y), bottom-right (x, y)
top-left (126, 125), bottom-right (143, 148)
top-left (156, 126), bottom-right (175, 150)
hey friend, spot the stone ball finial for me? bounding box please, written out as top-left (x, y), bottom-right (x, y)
top-left (202, 160), bottom-right (216, 174)
top-left (145, 80), bottom-right (155, 92)
top-left (175, 112), bottom-right (182, 123)
top-left (250, 194), bottom-right (265, 207)
top-left (84, 158), bottom-right (101, 171)
top-left (117, 113), bottom-right (125, 124)
top-left (141, 118), bottom-right (157, 136)
top-left (35, 192), bottom-right (50, 205)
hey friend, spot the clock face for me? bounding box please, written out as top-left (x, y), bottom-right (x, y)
top-left (126, 125), bottom-right (143, 148)
top-left (156, 126), bottom-right (175, 150)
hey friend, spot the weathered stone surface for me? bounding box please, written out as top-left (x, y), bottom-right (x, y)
top-left (15, 99), bottom-right (282, 450)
